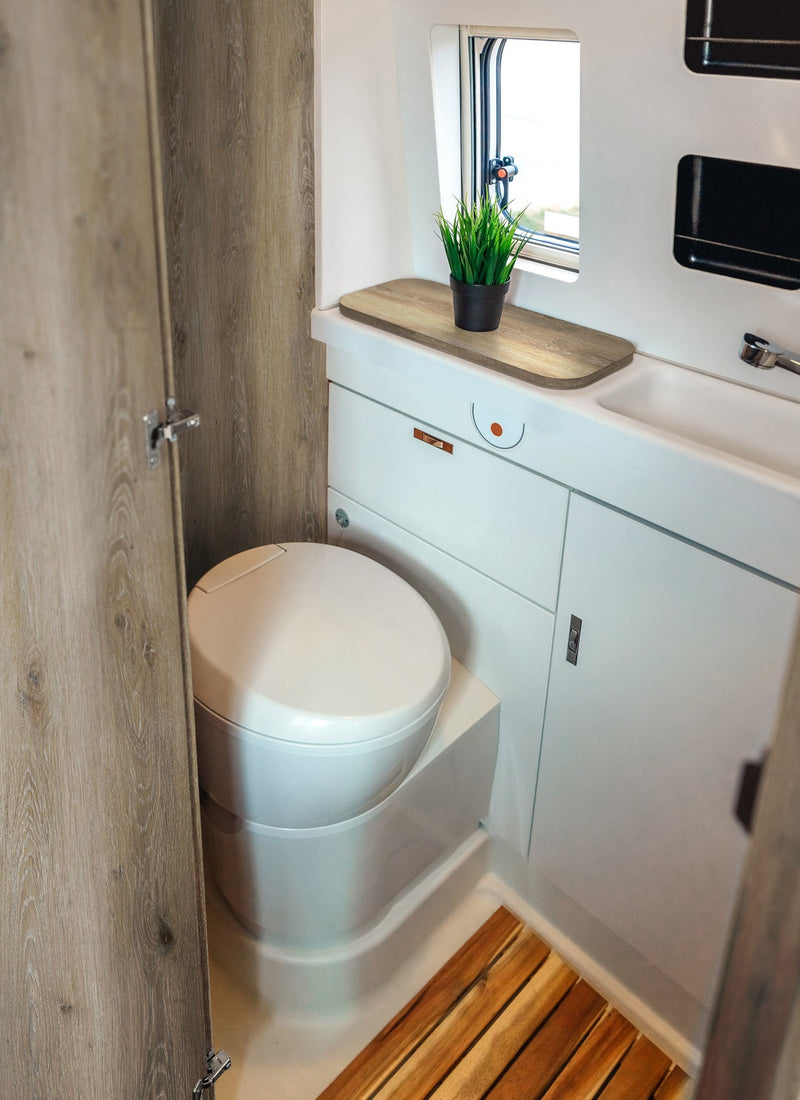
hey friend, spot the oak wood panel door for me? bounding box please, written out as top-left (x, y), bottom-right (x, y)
top-left (0, 1), bottom-right (212, 1096)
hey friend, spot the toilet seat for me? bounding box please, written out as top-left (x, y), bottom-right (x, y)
top-left (189, 543), bottom-right (451, 828)
top-left (189, 542), bottom-right (450, 746)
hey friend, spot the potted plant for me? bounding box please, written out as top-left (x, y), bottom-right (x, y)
top-left (435, 193), bottom-right (527, 332)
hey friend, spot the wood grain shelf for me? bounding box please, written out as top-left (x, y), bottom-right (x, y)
top-left (339, 279), bottom-right (635, 390)
top-left (317, 906), bottom-right (692, 1100)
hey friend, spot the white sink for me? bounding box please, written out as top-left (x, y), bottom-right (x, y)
top-left (596, 363), bottom-right (800, 480)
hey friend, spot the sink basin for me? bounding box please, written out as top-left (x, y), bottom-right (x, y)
top-left (596, 364), bottom-right (800, 480)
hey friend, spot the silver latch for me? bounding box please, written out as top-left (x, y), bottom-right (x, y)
top-left (144, 397), bottom-right (201, 469)
top-left (566, 614), bottom-right (582, 666)
top-left (192, 1049), bottom-right (232, 1098)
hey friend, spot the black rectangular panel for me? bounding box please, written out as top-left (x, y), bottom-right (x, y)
top-left (685, 0), bottom-right (800, 79)
top-left (674, 155), bottom-right (800, 289)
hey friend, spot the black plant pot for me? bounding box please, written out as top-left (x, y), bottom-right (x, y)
top-left (449, 276), bottom-right (510, 332)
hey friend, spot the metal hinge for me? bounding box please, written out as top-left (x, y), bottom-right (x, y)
top-left (192, 1049), bottom-right (231, 1098)
top-left (144, 396), bottom-right (201, 469)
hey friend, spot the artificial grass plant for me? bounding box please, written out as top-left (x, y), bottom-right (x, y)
top-left (435, 193), bottom-right (527, 286)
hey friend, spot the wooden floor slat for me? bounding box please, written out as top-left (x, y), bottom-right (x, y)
top-left (597, 1034), bottom-right (672, 1099)
top-left (428, 953), bottom-right (578, 1099)
top-left (317, 908), bottom-right (692, 1100)
top-left (317, 906), bottom-right (524, 1100)
top-left (539, 1009), bottom-right (638, 1100)
top-left (484, 979), bottom-right (607, 1100)
top-left (373, 927), bottom-right (551, 1099)
top-left (654, 1065), bottom-right (693, 1099)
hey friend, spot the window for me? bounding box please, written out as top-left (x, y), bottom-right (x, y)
top-left (461, 28), bottom-right (580, 272)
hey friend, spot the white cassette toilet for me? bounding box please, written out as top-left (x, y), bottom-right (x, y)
top-left (189, 542), bottom-right (452, 940)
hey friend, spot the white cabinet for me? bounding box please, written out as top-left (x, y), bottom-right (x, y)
top-left (327, 369), bottom-right (799, 1008)
top-left (328, 383), bottom-right (569, 854)
top-left (327, 493), bottom-right (555, 856)
top-left (529, 495), bottom-right (798, 1007)
top-left (328, 385), bottom-right (568, 610)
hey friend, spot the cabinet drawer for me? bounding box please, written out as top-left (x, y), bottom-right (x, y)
top-left (329, 385), bottom-right (568, 609)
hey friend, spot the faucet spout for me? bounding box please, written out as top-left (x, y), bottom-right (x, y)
top-left (740, 333), bottom-right (800, 375)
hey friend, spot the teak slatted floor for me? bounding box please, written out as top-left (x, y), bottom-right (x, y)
top-left (318, 907), bottom-right (692, 1100)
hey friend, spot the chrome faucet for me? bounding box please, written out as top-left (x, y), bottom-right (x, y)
top-left (739, 333), bottom-right (800, 375)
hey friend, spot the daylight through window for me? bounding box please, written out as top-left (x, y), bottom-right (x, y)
top-left (462, 29), bottom-right (581, 271)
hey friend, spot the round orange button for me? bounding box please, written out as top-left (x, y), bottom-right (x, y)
top-left (490, 422), bottom-right (504, 437)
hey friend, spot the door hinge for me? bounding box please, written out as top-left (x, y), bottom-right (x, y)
top-left (144, 396), bottom-right (200, 469)
top-left (192, 1049), bottom-right (231, 1098)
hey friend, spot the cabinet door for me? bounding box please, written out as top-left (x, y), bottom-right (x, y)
top-left (529, 495), bottom-right (798, 1007)
top-left (329, 492), bottom-right (555, 856)
top-left (329, 385), bottom-right (568, 610)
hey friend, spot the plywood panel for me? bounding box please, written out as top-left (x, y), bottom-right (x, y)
top-left (0, 0), bottom-right (210, 1093)
top-left (153, 0), bottom-right (326, 587)
top-left (339, 279), bottom-right (635, 388)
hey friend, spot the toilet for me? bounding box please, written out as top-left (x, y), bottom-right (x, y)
top-left (190, 542), bottom-right (500, 970)
top-left (189, 542), bottom-right (450, 831)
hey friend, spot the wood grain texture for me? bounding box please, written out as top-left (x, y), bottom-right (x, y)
top-left (484, 980), bottom-right (607, 1099)
top-left (153, 0), bottom-right (327, 587)
top-left (540, 1009), bottom-right (638, 1100)
top-left (317, 907), bottom-right (525, 1100)
top-left (655, 1066), bottom-right (693, 1099)
top-left (319, 908), bottom-right (689, 1100)
top-left (316, 906), bottom-right (525, 1100)
top-left (598, 1034), bottom-right (672, 1099)
top-left (428, 953), bottom-right (579, 1099)
top-left (0, 0), bottom-right (210, 1095)
top-left (339, 279), bottom-right (635, 389)
top-left (376, 927), bottom-right (551, 1100)
top-left (695, 617), bottom-right (800, 1100)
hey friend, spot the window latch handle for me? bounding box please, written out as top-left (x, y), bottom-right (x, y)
top-left (489, 156), bottom-right (518, 210)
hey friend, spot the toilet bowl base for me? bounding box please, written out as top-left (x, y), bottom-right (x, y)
top-left (201, 659), bottom-right (499, 1013)
top-left (205, 827), bottom-right (490, 1016)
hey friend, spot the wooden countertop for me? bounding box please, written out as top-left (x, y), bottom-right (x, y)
top-left (339, 278), bottom-right (635, 389)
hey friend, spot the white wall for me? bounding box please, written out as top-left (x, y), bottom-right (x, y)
top-left (317, 0), bottom-right (800, 396)
top-left (315, 0), bottom-right (414, 298)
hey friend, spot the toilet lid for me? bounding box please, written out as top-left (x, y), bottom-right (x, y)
top-left (188, 543), bottom-right (450, 746)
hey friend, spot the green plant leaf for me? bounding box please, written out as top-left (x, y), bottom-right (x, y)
top-left (435, 192), bottom-right (528, 285)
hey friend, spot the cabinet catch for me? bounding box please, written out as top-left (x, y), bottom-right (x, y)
top-left (566, 614), bottom-right (582, 665)
top-left (413, 427), bottom-right (454, 454)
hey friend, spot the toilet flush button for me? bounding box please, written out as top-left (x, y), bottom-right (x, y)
top-left (471, 403), bottom-right (525, 449)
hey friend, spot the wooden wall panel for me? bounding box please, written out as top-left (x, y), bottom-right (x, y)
top-left (0, 0), bottom-right (210, 1092)
top-left (695, 617), bottom-right (800, 1100)
top-left (153, 0), bottom-right (326, 587)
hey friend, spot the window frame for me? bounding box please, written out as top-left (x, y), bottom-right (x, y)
top-left (460, 26), bottom-right (581, 273)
